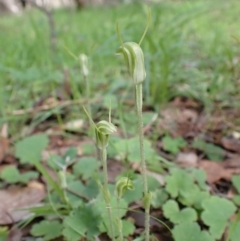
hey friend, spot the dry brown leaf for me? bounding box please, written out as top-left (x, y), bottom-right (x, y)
top-left (158, 107), bottom-right (198, 136)
top-left (107, 160), bottom-right (124, 183)
top-left (0, 181), bottom-right (46, 225)
top-left (171, 97), bottom-right (202, 109)
top-left (221, 137), bottom-right (240, 153)
top-left (1, 123), bottom-right (8, 138)
top-left (222, 157), bottom-right (240, 168)
top-left (199, 160), bottom-right (240, 184)
top-left (0, 137), bottom-right (9, 163)
top-left (127, 211), bottom-right (163, 229)
top-left (6, 228), bottom-right (22, 241)
top-left (175, 152), bottom-right (198, 167)
top-left (64, 119), bottom-right (84, 130)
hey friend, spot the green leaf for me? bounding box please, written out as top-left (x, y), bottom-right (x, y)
top-left (64, 147), bottom-right (78, 162)
top-left (163, 200), bottom-right (197, 224)
top-left (151, 189), bottom-right (169, 208)
top-left (73, 157), bottom-right (100, 180)
top-left (114, 137), bottom-right (159, 163)
top-left (190, 168), bottom-right (207, 190)
top-left (123, 177), bottom-right (143, 204)
top-left (162, 135), bottom-right (187, 155)
top-left (122, 220), bottom-right (135, 237)
top-left (62, 225), bottom-right (83, 241)
top-left (47, 154), bottom-right (64, 171)
top-left (63, 203), bottom-right (101, 241)
top-left (232, 175), bottom-right (240, 194)
top-left (34, 161), bottom-right (65, 202)
top-left (15, 134), bottom-right (49, 164)
top-left (97, 196), bottom-right (128, 237)
top-left (228, 221), bottom-right (240, 241)
top-left (1, 166), bottom-right (39, 184)
top-left (179, 184), bottom-right (210, 209)
top-left (1, 166), bottom-right (20, 183)
top-left (0, 226), bottom-right (8, 239)
top-left (67, 180), bottom-right (85, 208)
top-left (82, 178), bottom-right (100, 199)
top-left (201, 196), bottom-right (237, 239)
top-left (147, 176), bottom-right (161, 191)
top-left (172, 222), bottom-right (214, 241)
top-left (165, 168), bottom-right (194, 198)
top-left (233, 195), bottom-right (240, 206)
top-left (21, 171), bottom-right (39, 183)
top-left (30, 220), bottom-right (62, 240)
top-left (82, 143), bottom-right (95, 155)
top-left (192, 139), bottom-right (224, 161)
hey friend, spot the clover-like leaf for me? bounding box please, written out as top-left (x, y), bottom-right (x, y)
top-left (192, 139), bottom-right (224, 161)
top-left (151, 189), bottom-right (169, 208)
top-left (123, 176), bottom-right (143, 204)
top-left (165, 168), bottom-right (194, 198)
top-left (1, 166), bottom-right (39, 184)
top-left (179, 184), bottom-right (210, 209)
top-left (63, 203), bottom-right (101, 241)
top-left (172, 222), bottom-right (214, 241)
top-left (163, 200), bottom-right (197, 224)
top-left (122, 220), bottom-right (135, 237)
top-left (66, 180), bottom-right (85, 208)
top-left (190, 169), bottom-right (207, 190)
top-left (15, 134), bottom-right (49, 163)
top-left (115, 137), bottom-right (159, 163)
top-left (162, 135), bottom-right (187, 155)
top-left (73, 157), bottom-right (100, 180)
top-left (30, 220), bottom-right (62, 240)
top-left (201, 196), bottom-right (237, 239)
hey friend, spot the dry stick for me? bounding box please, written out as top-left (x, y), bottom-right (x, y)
top-left (8, 99), bottom-right (87, 116)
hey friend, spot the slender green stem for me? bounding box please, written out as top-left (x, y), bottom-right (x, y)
top-left (117, 197), bottom-right (123, 241)
top-left (135, 84), bottom-right (150, 241)
top-left (101, 148), bottom-right (116, 241)
top-left (84, 75), bottom-right (92, 120)
top-left (135, 84), bottom-right (148, 194)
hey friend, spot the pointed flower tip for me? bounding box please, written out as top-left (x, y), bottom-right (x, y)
top-left (79, 53), bottom-right (89, 77)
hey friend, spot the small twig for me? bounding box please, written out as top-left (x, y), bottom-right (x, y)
top-left (8, 98), bottom-right (100, 117)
